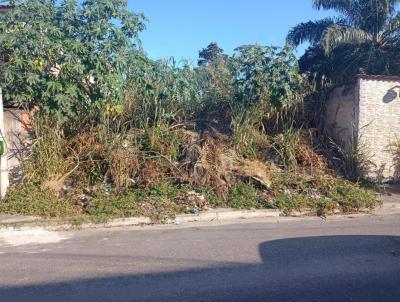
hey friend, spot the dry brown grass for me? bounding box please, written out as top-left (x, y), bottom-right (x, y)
top-left (179, 127), bottom-right (278, 199)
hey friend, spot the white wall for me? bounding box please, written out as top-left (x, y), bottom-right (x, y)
top-left (324, 84), bottom-right (358, 146)
top-left (358, 77), bottom-right (400, 179)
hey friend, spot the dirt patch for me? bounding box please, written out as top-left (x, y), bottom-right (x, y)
top-left (296, 129), bottom-right (329, 172)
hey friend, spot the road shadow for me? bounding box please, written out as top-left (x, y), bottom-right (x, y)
top-left (1, 235), bottom-right (400, 302)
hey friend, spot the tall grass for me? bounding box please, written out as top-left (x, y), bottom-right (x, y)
top-left (231, 104), bottom-right (269, 159)
top-left (272, 123), bottom-right (300, 170)
top-left (23, 114), bottom-right (68, 185)
top-left (389, 139), bottom-right (400, 181)
top-left (329, 128), bottom-right (373, 182)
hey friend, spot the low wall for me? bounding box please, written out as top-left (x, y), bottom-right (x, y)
top-left (3, 109), bottom-right (33, 185)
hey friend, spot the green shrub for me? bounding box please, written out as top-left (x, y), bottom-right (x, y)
top-left (274, 193), bottom-right (313, 215)
top-left (272, 125), bottom-right (300, 169)
top-left (86, 191), bottom-right (141, 222)
top-left (148, 181), bottom-right (189, 200)
top-left (1, 185), bottom-right (80, 218)
top-left (204, 190), bottom-right (226, 208)
top-left (227, 181), bottom-right (267, 209)
top-left (272, 173), bottom-right (379, 216)
top-left (87, 181), bottom-right (189, 223)
top-left (328, 182), bottom-right (379, 213)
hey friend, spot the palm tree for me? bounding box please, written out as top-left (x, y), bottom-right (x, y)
top-left (287, 0), bottom-right (400, 83)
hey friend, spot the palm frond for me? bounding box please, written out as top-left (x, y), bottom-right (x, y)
top-left (312, 0), bottom-right (353, 14)
top-left (287, 18), bottom-right (340, 46)
top-left (313, 0), bottom-right (399, 12)
top-left (297, 0), bottom-right (400, 84)
top-left (313, 0), bottom-right (399, 33)
top-left (355, 0), bottom-right (399, 34)
top-left (383, 13), bottom-right (400, 37)
top-left (322, 25), bottom-right (372, 55)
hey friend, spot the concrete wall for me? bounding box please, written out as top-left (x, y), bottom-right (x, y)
top-left (324, 84), bottom-right (359, 146)
top-left (358, 77), bottom-right (400, 179)
top-left (4, 109), bottom-right (33, 185)
top-left (324, 76), bottom-right (400, 180)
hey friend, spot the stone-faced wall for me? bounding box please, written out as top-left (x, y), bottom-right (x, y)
top-left (358, 75), bottom-right (400, 179)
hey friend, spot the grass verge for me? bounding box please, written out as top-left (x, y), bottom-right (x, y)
top-left (0, 175), bottom-right (380, 223)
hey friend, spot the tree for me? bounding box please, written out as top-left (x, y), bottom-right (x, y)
top-left (198, 42), bottom-right (227, 66)
top-left (0, 0), bottom-right (146, 118)
top-left (233, 44), bottom-right (308, 111)
top-left (287, 0), bottom-right (400, 84)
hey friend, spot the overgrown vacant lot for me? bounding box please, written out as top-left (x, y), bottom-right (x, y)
top-left (0, 120), bottom-right (379, 223)
top-left (0, 0), bottom-right (382, 223)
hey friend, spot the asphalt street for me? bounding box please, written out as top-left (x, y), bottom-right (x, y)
top-left (0, 213), bottom-right (400, 302)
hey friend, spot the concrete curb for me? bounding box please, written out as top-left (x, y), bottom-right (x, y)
top-left (0, 209), bottom-right (281, 231)
top-left (0, 215), bottom-right (39, 224)
top-left (59, 203), bottom-right (400, 230)
top-left (174, 209), bottom-right (280, 224)
top-left (1, 202), bottom-right (399, 231)
top-left (62, 209), bottom-right (281, 230)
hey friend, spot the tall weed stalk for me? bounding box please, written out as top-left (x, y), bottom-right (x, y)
top-left (330, 128), bottom-right (373, 182)
top-left (272, 123), bottom-right (300, 170)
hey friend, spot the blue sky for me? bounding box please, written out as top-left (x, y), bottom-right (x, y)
top-left (128, 0), bottom-right (335, 63)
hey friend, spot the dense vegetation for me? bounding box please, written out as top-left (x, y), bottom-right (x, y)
top-left (0, 0), bottom-right (380, 222)
top-left (288, 0), bottom-right (400, 86)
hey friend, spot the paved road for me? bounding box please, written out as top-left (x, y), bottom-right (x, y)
top-left (0, 213), bottom-right (400, 302)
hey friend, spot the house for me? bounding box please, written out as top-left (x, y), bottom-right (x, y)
top-left (325, 75), bottom-right (400, 180)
